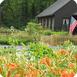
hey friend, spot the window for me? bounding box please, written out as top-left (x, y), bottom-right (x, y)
top-left (63, 18), bottom-right (69, 26)
top-left (62, 18), bottom-right (70, 31)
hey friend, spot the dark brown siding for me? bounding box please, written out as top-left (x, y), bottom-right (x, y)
top-left (38, 16), bottom-right (54, 30)
top-left (54, 0), bottom-right (77, 31)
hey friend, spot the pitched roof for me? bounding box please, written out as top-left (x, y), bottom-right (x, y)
top-left (36, 0), bottom-right (71, 17)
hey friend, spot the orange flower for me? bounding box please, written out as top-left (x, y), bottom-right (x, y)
top-left (58, 49), bottom-right (69, 55)
top-left (40, 57), bottom-right (51, 67)
top-left (68, 63), bottom-right (75, 68)
top-left (6, 63), bottom-right (18, 70)
top-left (26, 63), bottom-right (35, 70)
top-left (61, 69), bottom-right (68, 77)
top-left (25, 69), bottom-right (40, 77)
top-left (61, 69), bottom-right (75, 77)
top-left (68, 72), bottom-right (75, 77)
top-left (6, 70), bottom-right (11, 77)
top-left (51, 68), bottom-right (63, 75)
top-left (0, 67), bottom-right (2, 74)
top-left (58, 68), bottom-right (63, 75)
top-left (51, 68), bottom-right (58, 75)
top-left (74, 54), bottom-right (77, 60)
top-left (14, 74), bottom-right (21, 77)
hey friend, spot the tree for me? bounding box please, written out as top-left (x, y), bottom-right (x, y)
top-left (1, 0), bottom-right (57, 29)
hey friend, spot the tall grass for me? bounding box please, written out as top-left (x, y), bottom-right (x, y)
top-left (41, 35), bottom-right (77, 46)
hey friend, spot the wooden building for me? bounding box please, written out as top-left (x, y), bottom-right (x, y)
top-left (36, 0), bottom-right (77, 33)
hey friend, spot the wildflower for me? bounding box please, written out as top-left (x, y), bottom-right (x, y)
top-left (25, 69), bottom-right (40, 77)
top-left (26, 63), bottom-right (35, 71)
top-left (61, 69), bottom-right (68, 77)
top-left (58, 49), bottom-right (69, 55)
top-left (40, 57), bottom-right (51, 67)
top-left (74, 54), bottom-right (77, 60)
top-left (0, 67), bottom-right (2, 74)
top-left (6, 71), bottom-right (11, 77)
top-left (69, 72), bottom-right (75, 77)
top-left (14, 74), bottom-right (21, 77)
top-left (58, 69), bottom-right (62, 74)
top-left (68, 63), bottom-right (75, 68)
top-left (6, 63), bottom-right (18, 70)
top-left (51, 68), bottom-right (59, 75)
top-left (61, 69), bottom-right (75, 77)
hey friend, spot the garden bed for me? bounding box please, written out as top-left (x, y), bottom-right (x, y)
top-left (0, 42), bottom-right (77, 77)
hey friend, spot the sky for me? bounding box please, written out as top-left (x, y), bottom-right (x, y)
top-left (0, 0), bottom-right (4, 4)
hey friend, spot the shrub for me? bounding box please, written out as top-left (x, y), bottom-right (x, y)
top-left (25, 22), bottom-right (43, 42)
top-left (43, 30), bottom-right (52, 35)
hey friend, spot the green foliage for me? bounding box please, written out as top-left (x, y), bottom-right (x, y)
top-left (39, 64), bottom-right (47, 70)
top-left (0, 41), bottom-right (77, 77)
top-left (8, 37), bottom-right (19, 45)
top-left (63, 40), bottom-right (77, 54)
top-left (0, 27), bottom-right (11, 34)
top-left (1, 0), bottom-right (56, 28)
top-left (43, 30), bottom-right (52, 35)
top-left (0, 47), bottom-right (16, 55)
top-left (26, 22), bottom-right (43, 34)
top-left (26, 22), bottom-right (43, 42)
top-left (52, 31), bottom-right (68, 35)
top-left (29, 42), bottom-right (53, 59)
top-left (26, 22), bottom-right (37, 34)
top-left (43, 30), bottom-right (68, 36)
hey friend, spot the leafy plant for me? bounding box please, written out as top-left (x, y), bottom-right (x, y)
top-left (8, 37), bottom-right (19, 45)
top-left (43, 30), bottom-right (52, 35)
top-left (26, 22), bottom-right (43, 42)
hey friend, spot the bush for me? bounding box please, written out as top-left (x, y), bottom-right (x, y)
top-left (43, 30), bottom-right (52, 35)
top-left (25, 22), bottom-right (43, 42)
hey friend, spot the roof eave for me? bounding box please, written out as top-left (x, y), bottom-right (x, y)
top-left (36, 0), bottom-right (71, 18)
top-left (36, 14), bottom-right (54, 18)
